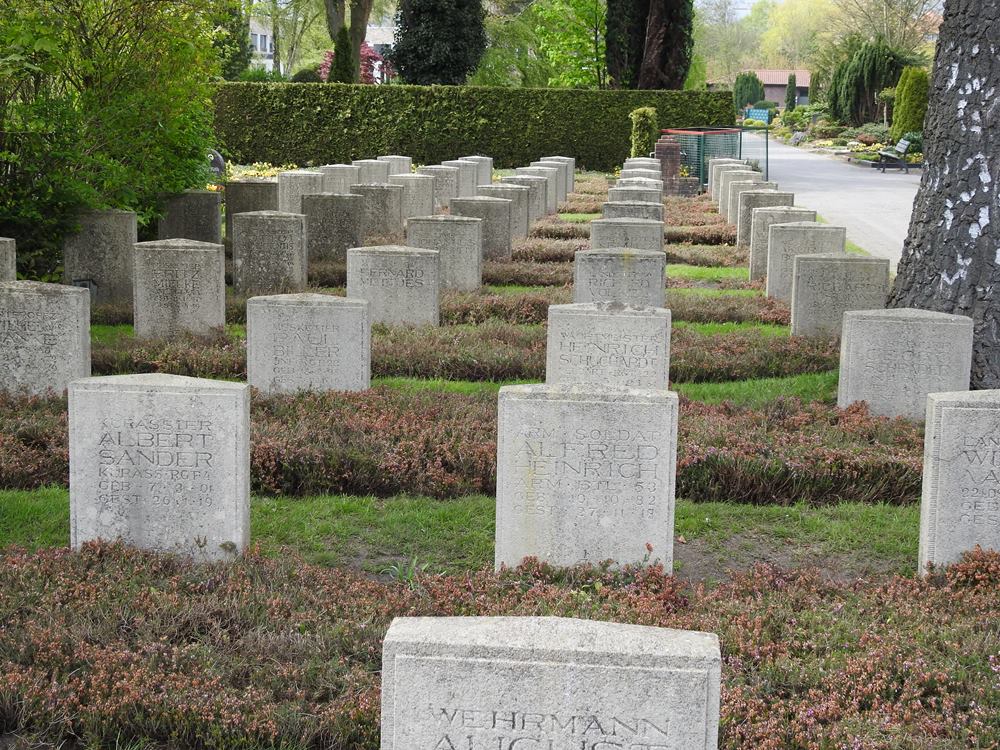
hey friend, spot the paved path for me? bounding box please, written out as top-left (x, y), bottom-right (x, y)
top-left (743, 133), bottom-right (922, 270)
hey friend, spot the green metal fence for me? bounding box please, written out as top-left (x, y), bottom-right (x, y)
top-left (663, 127), bottom-right (742, 187)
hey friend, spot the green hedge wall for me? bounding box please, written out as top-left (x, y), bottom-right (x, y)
top-left (214, 83), bottom-right (734, 171)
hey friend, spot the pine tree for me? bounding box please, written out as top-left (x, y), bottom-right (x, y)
top-left (332, 25), bottom-right (356, 83)
top-left (733, 72), bottom-right (765, 111)
top-left (890, 66), bottom-right (929, 142)
top-left (785, 73), bottom-right (797, 112)
top-left (388, 0), bottom-right (486, 85)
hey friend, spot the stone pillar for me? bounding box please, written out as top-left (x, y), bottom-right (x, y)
top-left (388, 173), bottom-right (435, 219)
top-left (301, 193), bottom-right (364, 263)
top-left (68, 373), bottom-right (249, 562)
top-left (319, 164), bottom-right (361, 194)
top-left (607, 186), bottom-right (662, 204)
top-left (726, 179), bottom-right (776, 225)
top-left (837, 308), bottom-right (973, 420)
top-left (602, 201), bottom-right (664, 222)
top-left (496, 384), bottom-right (679, 568)
top-left (278, 170), bottom-right (325, 213)
top-left (449, 196), bottom-right (513, 261)
top-left (461, 155), bottom-right (494, 186)
top-left (133, 239), bottom-right (225, 339)
top-left (346, 245), bottom-right (440, 326)
top-left (381, 617), bottom-right (721, 750)
top-left (247, 293), bottom-right (370, 393)
top-left (349, 183), bottom-right (405, 240)
top-left (716, 169), bottom-right (759, 211)
top-left (441, 159), bottom-right (479, 197)
top-left (919, 390), bottom-right (1000, 572)
top-left (224, 179), bottom-right (278, 243)
top-left (590, 218), bottom-right (664, 252)
top-left (158, 190), bottom-right (222, 245)
top-left (736, 190), bottom-right (794, 247)
top-left (416, 165), bottom-right (460, 211)
top-left (63, 209), bottom-right (137, 306)
top-left (499, 175), bottom-right (547, 223)
top-left (0, 238), bottom-right (14, 281)
top-left (765, 222), bottom-right (846, 302)
top-left (531, 160), bottom-right (567, 202)
top-left (0, 281), bottom-right (89, 395)
top-left (654, 135), bottom-right (681, 181)
top-left (477, 184), bottom-right (529, 239)
top-left (515, 166), bottom-right (559, 213)
top-left (377, 155), bottom-right (412, 175)
top-left (748, 206), bottom-right (817, 281)
top-left (352, 159), bottom-right (392, 184)
top-left (546, 302), bottom-right (671, 388)
top-left (406, 215), bottom-right (482, 291)
top-left (232, 211), bottom-right (307, 296)
top-left (790, 254), bottom-right (890, 337)
top-left (573, 248), bottom-right (666, 307)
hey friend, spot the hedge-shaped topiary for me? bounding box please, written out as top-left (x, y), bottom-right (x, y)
top-left (629, 106), bottom-right (658, 158)
top-left (890, 66), bottom-right (929, 144)
top-left (213, 83), bottom-right (734, 171)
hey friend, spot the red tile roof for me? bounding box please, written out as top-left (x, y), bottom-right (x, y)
top-left (754, 69), bottom-right (811, 87)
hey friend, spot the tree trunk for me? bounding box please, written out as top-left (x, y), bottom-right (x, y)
top-left (887, 0), bottom-right (1000, 388)
top-left (324, 0), bottom-right (346, 41)
top-left (637, 0), bottom-right (692, 89)
top-left (270, 0), bottom-right (282, 74)
top-left (349, 0), bottom-right (374, 75)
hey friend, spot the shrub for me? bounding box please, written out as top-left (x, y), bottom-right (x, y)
top-left (664, 243), bottom-right (748, 267)
top-left (829, 38), bottom-right (908, 126)
top-left (389, 0), bottom-right (486, 84)
top-left (482, 260), bottom-right (573, 286)
top-left (784, 73), bottom-right (797, 111)
top-left (733, 71), bottom-right (765, 110)
top-left (290, 67), bottom-right (322, 82)
top-left (890, 66), bottom-right (929, 143)
top-left (902, 130), bottom-right (923, 154)
top-left (629, 106), bottom-right (658, 158)
top-left (214, 84), bottom-right (734, 171)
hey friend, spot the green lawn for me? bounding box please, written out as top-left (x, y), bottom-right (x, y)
top-left (557, 212), bottom-right (601, 223)
top-left (667, 264), bottom-right (748, 283)
top-left (674, 370), bottom-right (838, 405)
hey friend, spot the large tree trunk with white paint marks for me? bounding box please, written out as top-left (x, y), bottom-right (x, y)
top-left (887, 0), bottom-right (1000, 388)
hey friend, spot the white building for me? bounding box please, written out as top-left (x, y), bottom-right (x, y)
top-left (249, 17), bottom-right (275, 71)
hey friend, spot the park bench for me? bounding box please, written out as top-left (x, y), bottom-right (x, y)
top-left (877, 139), bottom-right (911, 173)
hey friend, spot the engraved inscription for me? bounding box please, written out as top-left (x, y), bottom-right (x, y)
top-left (957, 435), bottom-right (1000, 529)
top-left (356, 263), bottom-right (426, 288)
top-left (861, 347), bottom-right (952, 385)
top-left (553, 330), bottom-right (665, 386)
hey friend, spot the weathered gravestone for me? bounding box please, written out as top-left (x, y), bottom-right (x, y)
top-left (231, 211), bottom-right (307, 296)
top-left (319, 164), bottom-right (361, 195)
top-left (405, 215), bottom-right (482, 291)
top-left (919, 390), bottom-right (1000, 572)
top-left (0, 281), bottom-right (90, 395)
top-left (377, 155), bottom-right (412, 175)
top-left (68, 373), bottom-right (249, 561)
top-left (625, 157), bottom-right (661, 170)
top-left (449, 196), bottom-right (512, 260)
top-left (62, 209), bottom-right (137, 306)
top-left (607, 186), bottom-right (662, 204)
top-left (416, 165), bottom-right (460, 211)
top-left (790, 254), bottom-right (890, 337)
top-left (546, 303), bottom-right (671, 389)
top-left (346, 245), bottom-right (440, 326)
top-left (726, 179), bottom-right (776, 225)
top-left (158, 190), bottom-right (222, 245)
top-left (0, 237), bottom-right (15, 281)
top-left (278, 170), bottom-right (325, 213)
top-left (477, 184), bottom-right (530, 239)
top-left (531, 160), bottom-right (567, 201)
top-left (590, 218), bottom-right (664, 252)
top-left (500, 175), bottom-right (548, 223)
top-left (617, 178), bottom-right (664, 193)
top-left (247, 293), bottom-right (370, 393)
top-left (838, 308), bottom-right (973, 420)
top-left (620, 168), bottom-right (662, 181)
top-left (736, 190), bottom-right (794, 247)
top-left (766, 222), bottom-right (847, 302)
top-left (748, 206), bottom-right (817, 281)
top-left (574, 248), bottom-right (666, 307)
top-left (301, 193), bottom-right (364, 263)
top-left (515, 166), bottom-right (559, 213)
top-left (496, 384), bottom-right (678, 568)
top-left (441, 159), bottom-right (479, 197)
top-left (352, 159), bottom-right (391, 184)
top-left (133, 239), bottom-right (225, 339)
top-left (388, 174), bottom-right (435, 220)
top-left (224, 179), bottom-right (278, 243)
top-left (461, 155), bottom-right (494, 186)
top-left (381, 616), bottom-right (721, 750)
top-left (716, 169), bottom-right (759, 212)
top-left (350, 183), bottom-right (405, 240)
top-left (543, 155), bottom-right (575, 192)
top-left (707, 158), bottom-right (745, 195)
top-left (602, 201), bottom-right (665, 222)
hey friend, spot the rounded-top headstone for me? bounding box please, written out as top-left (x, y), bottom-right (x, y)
top-left (301, 192), bottom-right (364, 262)
top-left (461, 155), bottom-right (494, 186)
top-left (765, 221), bottom-right (846, 302)
top-left (416, 165), bottom-right (461, 211)
top-left (499, 175), bottom-right (548, 223)
top-left (477, 183), bottom-right (530, 240)
top-left (349, 183), bottom-right (405, 240)
top-left (389, 173), bottom-right (435, 219)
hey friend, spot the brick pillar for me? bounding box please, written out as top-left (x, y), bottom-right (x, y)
top-left (654, 136), bottom-right (681, 181)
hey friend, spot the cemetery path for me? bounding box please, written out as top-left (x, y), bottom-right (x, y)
top-left (743, 133), bottom-right (922, 271)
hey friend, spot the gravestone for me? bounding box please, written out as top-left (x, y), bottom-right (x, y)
top-left (766, 222), bottom-right (846, 302)
top-left (63, 209), bottom-right (137, 306)
top-left (346, 245), bottom-right (440, 326)
top-left (477, 184), bottom-right (530, 239)
top-left (68, 373), bottom-right (249, 562)
top-left (231, 211), bottom-right (307, 296)
top-left (515, 166), bottom-right (559, 213)
top-left (574, 248), bottom-right (666, 307)
top-left (349, 183), bottom-right (405, 240)
top-left (546, 303), bottom-right (671, 389)
top-left (449, 196), bottom-right (513, 261)
top-left (539, 158), bottom-right (572, 198)
top-left (919, 390), bottom-right (1000, 572)
top-left (0, 281), bottom-right (90, 395)
top-left (319, 164), bottom-right (361, 194)
top-left (441, 159), bottom-right (479, 197)
top-left (791, 254), bottom-right (890, 336)
top-left (590, 218), bottom-right (664, 252)
top-left (625, 157), bottom-right (661, 170)
top-left (748, 206), bottom-right (817, 281)
top-left (133, 239), bottom-right (225, 339)
top-left (607, 186), bottom-right (662, 204)
top-left (531, 160), bottom-right (567, 202)
top-left (158, 190), bottom-right (222, 245)
top-left (542, 155), bottom-right (575, 192)
top-left (301, 192), bottom-right (364, 262)
top-left (406, 215), bottom-right (482, 291)
top-left (278, 170), bottom-right (325, 213)
top-left (352, 159), bottom-right (391, 184)
top-left (416, 165), bottom-right (460, 211)
top-left (710, 162), bottom-right (749, 201)
top-left (247, 293), bottom-right (370, 393)
top-left (620, 168), bottom-right (661, 181)
top-left (388, 173), bottom-right (435, 219)
top-left (224, 179), bottom-right (278, 243)
top-left (0, 238), bottom-right (14, 281)
top-left (602, 201), bottom-right (664, 222)
top-left (726, 179), bottom-right (776, 225)
top-left (500, 175), bottom-right (548, 223)
top-left (617, 177), bottom-right (665, 192)
top-left (496, 384), bottom-right (678, 568)
top-left (381, 616), bottom-right (721, 750)
top-left (707, 157), bottom-right (744, 188)
top-left (461, 155), bottom-right (494, 186)
top-left (377, 155), bottom-right (412, 175)
top-left (838, 308), bottom-right (973, 420)
top-left (716, 169), bottom-right (759, 212)
top-left (736, 190), bottom-right (794, 247)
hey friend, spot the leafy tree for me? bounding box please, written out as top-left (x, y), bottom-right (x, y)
top-left (606, 0), bottom-right (646, 88)
top-left (733, 71), bottom-right (765, 110)
top-left (832, 0), bottom-right (942, 55)
top-left (469, 12), bottom-right (552, 87)
top-left (534, 0), bottom-right (607, 88)
top-left (785, 73), bottom-right (797, 110)
top-left (759, 0), bottom-right (834, 68)
top-left (389, 0), bottom-right (486, 84)
top-left (889, 65), bottom-right (928, 142)
top-left (214, 2), bottom-right (254, 80)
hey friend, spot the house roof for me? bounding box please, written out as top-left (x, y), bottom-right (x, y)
top-left (754, 69), bottom-right (811, 87)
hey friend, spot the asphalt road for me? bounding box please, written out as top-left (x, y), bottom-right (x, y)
top-left (742, 133), bottom-right (922, 270)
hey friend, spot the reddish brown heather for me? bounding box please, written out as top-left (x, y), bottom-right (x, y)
top-left (0, 544), bottom-right (996, 749)
top-left (665, 223), bottom-right (737, 245)
top-left (665, 243), bottom-right (749, 267)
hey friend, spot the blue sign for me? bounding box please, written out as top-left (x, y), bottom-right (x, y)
top-left (746, 108), bottom-right (771, 124)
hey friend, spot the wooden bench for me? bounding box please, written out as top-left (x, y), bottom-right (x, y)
top-left (877, 139), bottom-right (911, 173)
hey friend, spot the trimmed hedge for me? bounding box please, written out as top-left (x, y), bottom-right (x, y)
top-left (214, 83), bottom-right (734, 171)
